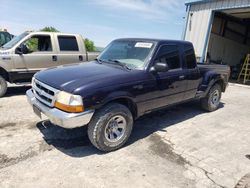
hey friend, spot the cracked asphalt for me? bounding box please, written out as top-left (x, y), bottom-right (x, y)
top-left (0, 84), bottom-right (250, 188)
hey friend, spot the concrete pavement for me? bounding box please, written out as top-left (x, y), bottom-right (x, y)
top-left (0, 84), bottom-right (249, 188)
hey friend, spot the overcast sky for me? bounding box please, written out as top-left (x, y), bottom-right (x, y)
top-left (0, 0), bottom-right (187, 47)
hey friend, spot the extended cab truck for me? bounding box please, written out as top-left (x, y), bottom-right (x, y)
top-left (0, 31), bottom-right (99, 97)
top-left (26, 39), bottom-right (230, 152)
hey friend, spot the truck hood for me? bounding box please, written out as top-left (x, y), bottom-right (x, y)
top-left (35, 61), bottom-right (145, 94)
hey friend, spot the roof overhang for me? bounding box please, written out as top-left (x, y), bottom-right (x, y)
top-left (185, 0), bottom-right (215, 6)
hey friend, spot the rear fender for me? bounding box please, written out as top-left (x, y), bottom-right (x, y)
top-left (200, 71), bottom-right (225, 97)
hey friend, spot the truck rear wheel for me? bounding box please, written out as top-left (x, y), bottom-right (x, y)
top-left (201, 84), bottom-right (222, 112)
top-left (0, 75), bottom-right (7, 98)
top-left (87, 103), bottom-right (133, 152)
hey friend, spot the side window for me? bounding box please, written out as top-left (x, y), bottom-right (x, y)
top-left (155, 45), bottom-right (181, 70)
top-left (25, 35), bottom-right (52, 53)
top-left (58, 36), bottom-right (79, 51)
top-left (184, 44), bottom-right (196, 69)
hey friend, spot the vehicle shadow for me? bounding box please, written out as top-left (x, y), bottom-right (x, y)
top-left (127, 101), bottom-right (224, 146)
top-left (4, 85), bottom-right (31, 97)
top-left (37, 101), bottom-right (225, 158)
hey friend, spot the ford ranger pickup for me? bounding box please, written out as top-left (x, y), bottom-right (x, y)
top-left (0, 31), bottom-right (99, 97)
top-left (26, 38), bottom-right (230, 152)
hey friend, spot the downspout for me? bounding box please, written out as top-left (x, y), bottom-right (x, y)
top-left (201, 10), bottom-right (215, 63)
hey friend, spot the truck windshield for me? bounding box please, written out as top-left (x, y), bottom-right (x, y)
top-left (2, 32), bottom-right (28, 49)
top-left (98, 40), bottom-right (155, 69)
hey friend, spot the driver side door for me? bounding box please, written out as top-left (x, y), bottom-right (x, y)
top-left (142, 44), bottom-right (188, 111)
top-left (13, 34), bottom-right (57, 74)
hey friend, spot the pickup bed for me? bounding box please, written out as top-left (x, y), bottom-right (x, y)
top-left (26, 38), bottom-right (230, 152)
top-left (0, 31), bottom-right (99, 97)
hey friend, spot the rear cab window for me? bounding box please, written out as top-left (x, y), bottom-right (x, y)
top-left (155, 44), bottom-right (181, 70)
top-left (184, 44), bottom-right (196, 69)
top-left (58, 35), bottom-right (79, 51)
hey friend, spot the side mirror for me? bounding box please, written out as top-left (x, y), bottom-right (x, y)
top-left (151, 62), bottom-right (169, 73)
top-left (15, 44), bottom-right (29, 55)
top-left (15, 46), bottom-right (23, 55)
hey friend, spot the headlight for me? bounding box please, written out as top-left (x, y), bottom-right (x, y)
top-left (54, 91), bottom-right (84, 113)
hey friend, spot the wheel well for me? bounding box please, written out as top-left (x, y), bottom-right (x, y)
top-left (214, 79), bottom-right (225, 92)
top-left (109, 98), bottom-right (138, 119)
top-left (0, 67), bottom-right (9, 82)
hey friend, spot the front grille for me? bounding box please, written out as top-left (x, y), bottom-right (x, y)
top-left (32, 78), bottom-right (59, 107)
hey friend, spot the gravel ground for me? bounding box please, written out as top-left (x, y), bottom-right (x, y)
top-left (0, 84), bottom-right (249, 188)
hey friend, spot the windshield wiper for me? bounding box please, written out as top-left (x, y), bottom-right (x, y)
top-left (107, 59), bottom-right (131, 70)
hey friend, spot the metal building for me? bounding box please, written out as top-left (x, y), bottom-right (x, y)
top-left (183, 0), bottom-right (250, 79)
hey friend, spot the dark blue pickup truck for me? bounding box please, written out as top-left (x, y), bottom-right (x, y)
top-left (26, 38), bottom-right (230, 151)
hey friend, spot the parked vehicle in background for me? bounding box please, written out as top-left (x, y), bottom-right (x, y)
top-left (26, 38), bottom-right (230, 152)
top-left (0, 30), bottom-right (13, 47)
top-left (0, 31), bottom-right (99, 97)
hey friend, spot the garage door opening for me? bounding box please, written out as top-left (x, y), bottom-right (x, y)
top-left (207, 8), bottom-right (250, 82)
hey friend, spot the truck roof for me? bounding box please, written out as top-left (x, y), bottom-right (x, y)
top-left (114, 38), bottom-right (193, 45)
top-left (25, 31), bottom-right (82, 37)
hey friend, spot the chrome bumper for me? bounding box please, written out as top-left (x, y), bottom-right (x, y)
top-left (26, 89), bottom-right (94, 129)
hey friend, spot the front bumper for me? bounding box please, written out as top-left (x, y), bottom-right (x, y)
top-left (26, 89), bottom-right (94, 129)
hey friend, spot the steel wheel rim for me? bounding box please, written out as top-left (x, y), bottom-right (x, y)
top-left (104, 115), bottom-right (127, 142)
top-left (211, 90), bottom-right (220, 105)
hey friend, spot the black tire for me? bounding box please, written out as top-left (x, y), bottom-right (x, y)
top-left (201, 84), bottom-right (222, 112)
top-left (235, 173), bottom-right (250, 188)
top-left (87, 103), bottom-right (133, 152)
top-left (0, 75), bottom-right (7, 98)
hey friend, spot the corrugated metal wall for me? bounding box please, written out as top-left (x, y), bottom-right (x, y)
top-left (184, 0), bottom-right (250, 62)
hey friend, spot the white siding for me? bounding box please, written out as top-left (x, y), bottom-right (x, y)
top-left (184, 0), bottom-right (250, 61)
top-left (185, 4), bottom-right (212, 60)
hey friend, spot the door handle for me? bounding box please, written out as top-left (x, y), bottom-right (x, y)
top-left (179, 75), bottom-right (185, 80)
top-left (79, 55), bottom-right (83, 61)
top-left (52, 55), bottom-right (57, 62)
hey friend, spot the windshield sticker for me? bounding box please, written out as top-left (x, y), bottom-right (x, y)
top-left (135, 42), bottom-right (153, 48)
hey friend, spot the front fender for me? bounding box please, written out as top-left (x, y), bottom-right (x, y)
top-left (0, 49), bottom-right (14, 71)
top-left (83, 89), bottom-right (136, 110)
top-left (0, 60), bottom-right (12, 71)
top-left (101, 91), bottom-right (135, 107)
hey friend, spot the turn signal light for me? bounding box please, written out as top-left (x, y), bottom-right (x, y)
top-left (55, 101), bottom-right (84, 113)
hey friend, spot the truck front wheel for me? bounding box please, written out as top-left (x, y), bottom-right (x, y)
top-left (201, 84), bottom-right (222, 112)
top-left (87, 103), bottom-right (133, 152)
top-left (0, 75), bottom-right (7, 98)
